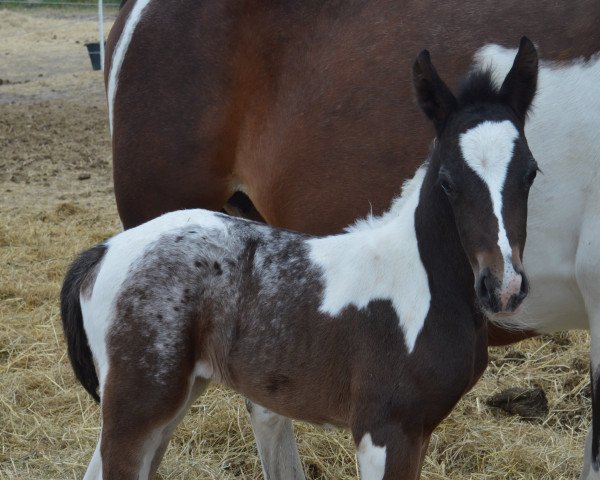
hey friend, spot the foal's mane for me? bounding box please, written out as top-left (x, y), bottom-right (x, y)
top-left (457, 69), bottom-right (503, 107)
top-left (344, 165), bottom-right (428, 233)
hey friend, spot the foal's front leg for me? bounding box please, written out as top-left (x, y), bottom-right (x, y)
top-left (354, 423), bottom-right (424, 480)
top-left (246, 400), bottom-right (305, 480)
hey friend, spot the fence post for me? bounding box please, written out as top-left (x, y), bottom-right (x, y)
top-left (98, 0), bottom-right (105, 71)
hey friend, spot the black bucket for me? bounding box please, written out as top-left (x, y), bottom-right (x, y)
top-left (85, 42), bottom-right (104, 71)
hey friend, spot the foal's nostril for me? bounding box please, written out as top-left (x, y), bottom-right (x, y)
top-left (477, 269), bottom-right (500, 312)
top-left (505, 270), bottom-right (530, 312)
top-left (477, 275), bottom-right (487, 299)
top-left (519, 271), bottom-right (530, 298)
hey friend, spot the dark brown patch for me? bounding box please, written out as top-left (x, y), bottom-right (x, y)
top-left (265, 373), bottom-right (290, 394)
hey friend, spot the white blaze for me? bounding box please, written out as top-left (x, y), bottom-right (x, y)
top-left (459, 120), bottom-right (520, 295)
top-left (107, 0), bottom-right (153, 136)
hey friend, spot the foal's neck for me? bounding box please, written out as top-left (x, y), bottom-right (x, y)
top-left (342, 160), bottom-right (474, 307)
top-left (308, 161), bottom-right (478, 352)
top-left (414, 160), bottom-right (476, 310)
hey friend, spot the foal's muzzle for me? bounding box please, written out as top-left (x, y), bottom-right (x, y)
top-left (475, 264), bottom-right (529, 315)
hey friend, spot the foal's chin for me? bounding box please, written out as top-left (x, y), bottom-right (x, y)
top-left (484, 304), bottom-right (523, 320)
top-left (479, 297), bottom-right (527, 328)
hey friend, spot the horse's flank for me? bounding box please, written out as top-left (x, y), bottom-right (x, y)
top-left (106, 0), bottom-right (598, 233)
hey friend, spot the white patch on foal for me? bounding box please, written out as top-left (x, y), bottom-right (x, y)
top-left (107, 0), bottom-right (153, 135)
top-left (357, 433), bottom-right (387, 480)
top-left (83, 440), bottom-right (102, 480)
top-left (308, 168), bottom-right (430, 353)
top-left (459, 120), bottom-right (520, 296)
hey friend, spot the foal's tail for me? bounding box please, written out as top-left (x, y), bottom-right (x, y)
top-left (60, 244), bottom-right (107, 403)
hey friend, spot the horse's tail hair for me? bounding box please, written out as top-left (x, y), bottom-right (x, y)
top-left (60, 244), bottom-right (108, 403)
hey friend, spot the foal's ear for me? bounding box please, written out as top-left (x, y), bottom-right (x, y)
top-left (413, 50), bottom-right (458, 135)
top-left (500, 36), bottom-right (538, 122)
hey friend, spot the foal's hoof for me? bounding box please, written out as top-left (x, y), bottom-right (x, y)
top-left (486, 386), bottom-right (549, 420)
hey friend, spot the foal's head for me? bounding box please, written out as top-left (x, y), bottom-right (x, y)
top-left (413, 37), bottom-right (539, 316)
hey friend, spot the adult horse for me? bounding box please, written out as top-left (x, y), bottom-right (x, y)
top-left (105, 0), bottom-right (600, 478)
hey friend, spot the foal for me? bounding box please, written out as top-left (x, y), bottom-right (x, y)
top-left (62, 39), bottom-right (538, 479)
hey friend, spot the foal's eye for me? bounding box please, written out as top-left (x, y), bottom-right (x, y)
top-left (438, 167), bottom-right (458, 198)
top-left (439, 177), bottom-right (456, 197)
top-left (440, 178), bottom-right (454, 195)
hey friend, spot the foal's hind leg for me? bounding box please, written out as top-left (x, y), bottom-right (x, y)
top-left (246, 400), bottom-right (305, 480)
top-left (99, 371), bottom-right (207, 479)
top-left (83, 440), bottom-right (102, 480)
top-left (147, 378), bottom-right (210, 476)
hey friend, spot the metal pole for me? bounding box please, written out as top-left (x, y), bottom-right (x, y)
top-left (98, 0), bottom-right (105, 71)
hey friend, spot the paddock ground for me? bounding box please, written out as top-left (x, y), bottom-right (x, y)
top-left (0, 8), bottom-right (592, 479)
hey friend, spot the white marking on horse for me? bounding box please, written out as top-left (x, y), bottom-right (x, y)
top-left (459, 120), bottom-right (521, 300)
top-left (357, 433), bottom-right (387, 480)
top-left (308, 167), bottom-right (430, 353)
top-left (107, 0), bottom-right (153, 136)
top-left (194, 360), bottom-right (214, 380)
top-left (82, 439), bottom-right (102, 480)
top-left (138, 429), bottom-right (162, 479)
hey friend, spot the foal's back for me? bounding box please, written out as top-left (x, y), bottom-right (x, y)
top-left (92, 208), bottom-right (439, 427)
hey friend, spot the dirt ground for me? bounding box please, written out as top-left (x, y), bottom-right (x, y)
top-left (0, 8), bottom-right (592, 480)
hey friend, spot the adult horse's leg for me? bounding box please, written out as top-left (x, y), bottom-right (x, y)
top-left (577, 199), bottom-right (600, 480)
top-left (581, 333), bottom-right (600, 480)
top-left (416, 435), bottom-right (431, 478)
top-left (246, 400), bottom-right (305, 480)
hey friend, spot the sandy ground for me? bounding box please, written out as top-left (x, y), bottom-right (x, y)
top-left (0, 8), bottom-right (592, 480)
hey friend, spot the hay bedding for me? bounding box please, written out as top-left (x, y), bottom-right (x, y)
top-left (0, 8), bottom-right (591, 479)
